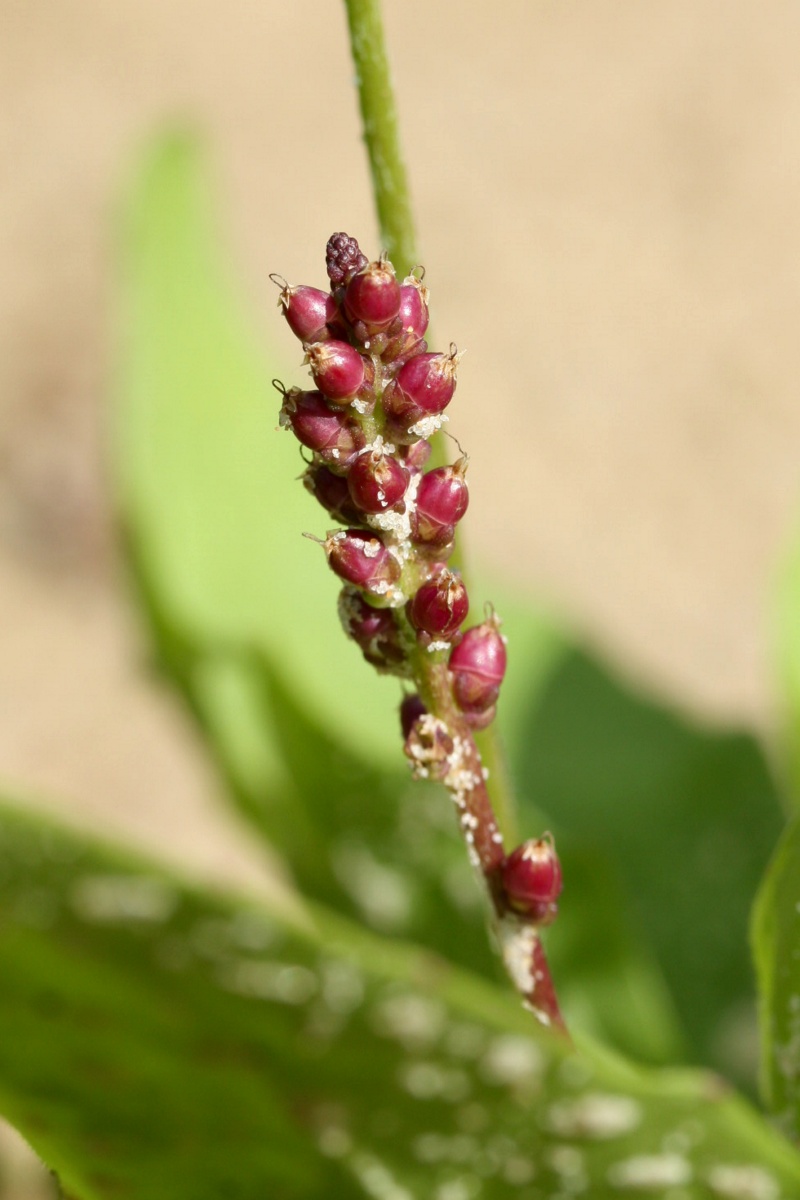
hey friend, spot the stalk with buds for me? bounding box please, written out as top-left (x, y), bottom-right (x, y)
top-left (273, 233), bottom-right (566, 1033)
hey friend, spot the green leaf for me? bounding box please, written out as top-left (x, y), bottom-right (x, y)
top-left (513, 648), bottom-right (785, 1083)
top-left (1, 803), bottom-right (799, 1200)
top-left (774, 524), bottom-right (800, 805)
top-left (115, 130), bottom-right (401, 767)
top-left (752, 814), bottom-right (800, 1139)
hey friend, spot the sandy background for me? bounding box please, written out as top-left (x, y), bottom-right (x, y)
top-left (2, 1), bottom-right (800, 1191)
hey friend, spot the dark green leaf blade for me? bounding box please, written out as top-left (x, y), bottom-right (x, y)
top-left (1, 804), bottom-right (800, 1200)
top-left (752, 814), bottom-right (800, 1139)
top-left (513, 648), bottom-right (785, 1081)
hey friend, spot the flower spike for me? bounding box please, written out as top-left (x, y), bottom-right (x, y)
top-left (275, 233), bottom-right (566, 1035)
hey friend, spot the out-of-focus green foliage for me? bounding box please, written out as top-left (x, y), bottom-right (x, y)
top-left (514, 650), bottom-right (785, 1082)
top-left (2, 804), bottom-right (800, 1200)
top-left (752, 814), bottom-right (800, 1140)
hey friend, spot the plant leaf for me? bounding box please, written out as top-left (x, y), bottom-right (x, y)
top-left (513, 648), bottom-right (785, 1083)
top-left (1, 803), bottom-right (799, 1200)
top-left (115, 130), bottom-right (402, 766)
top-left (752, 813), bottom-right (800, 1139)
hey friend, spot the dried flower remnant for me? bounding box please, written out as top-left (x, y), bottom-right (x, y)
top-left (274, 233), bottom-right (565, 1033)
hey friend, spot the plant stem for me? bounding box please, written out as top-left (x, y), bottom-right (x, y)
top-left (342, 0), bottom-right (417, 275)
top-left (341, 0), bottom-right (554, 1024)
top-left (408, 648), bottom-right (566, 1035)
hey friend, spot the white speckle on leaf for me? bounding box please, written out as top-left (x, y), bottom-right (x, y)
top-left (434, 1177), bottom-right (480, 1200)
top-left (547, 1093), bottom-right (642, 1140)
top-left (412, 1134), bottom-right (477, 1166)
top-left (372, 992), bottom-right (446, 1052)
top-left (398, 1061), bottom-right (470, 1102)
top-left (706, 1164), bottom-right (779, 1200)
top-left (547, 1144), bottom-right (587, 1189)
top-left (218, 959), bottom-right (317, 1005)
top-left (445, 1023), bottom-right (487, 1061)
top-left (479, 1033), bottom-right (543, 1086)
top-left (349, 1151), bottom-right (414, 1200)
top-left (608, 1154), bottom-right (692, 1190)
top-left (70, 875), bottom-right (177, 924)
top-left (320, 959), bottom-right (365, 1015)
top-left (332, 844), bottom-right (412, 932)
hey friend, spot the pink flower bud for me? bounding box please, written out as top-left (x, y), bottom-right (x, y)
top-left (347, 442), bottom-right (409, 514)
top-left (398, 277), bottom-right (429, 341)
top-left (305, 340), bottom-right (368, 404)
top-left (344, 260), bottom-right (402, 330)
top-left (401, 439), bottom-right (432, 470)
top-left (326, 232), bottom-right (367, 287)
top-left (275, 282), bottom-right (337, 344)
top-left (304, 464), bottom-right (363, 524)
top-left (382, 348), bottom-right (460, 427)
top-left (501, 835), bottom-right (563, 924)
top-left (399, 693), bottom-right (428, 740)
top-left (464, 705), bottom-right (497, 731)
top-left (412, 458), bottom-right (469, 545)
top-left (280, 389), bottom-right (365, 469)
top-left (409, 569), bottom-right (469, 639)
top-left (325, 530), bottom-right (400, 596)
top-left (339, 587), bottom-right (405, 671)
top-left (448, 617), bottom-right (507, 712)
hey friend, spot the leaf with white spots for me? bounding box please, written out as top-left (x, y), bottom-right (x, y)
top-left (1, 804), bottom-right (800, 1200)
top-left (752, 813), bottom-right (800, 1139)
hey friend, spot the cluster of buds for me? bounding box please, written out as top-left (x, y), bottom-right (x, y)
top-left (274, 233), bottom-right (497, 719)
top-left (275, 234), bottom-right (564, 1023)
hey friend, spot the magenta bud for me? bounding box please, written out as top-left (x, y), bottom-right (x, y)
top-left (448, 616), bottom-right (507, 712)
top-left (344, 260), bottom-right (402, 330)
top-left (347, 441), bottom-right (409, 514)
top-left (280, 389), bottom-right (364, 470)
top-left (401, 439), bottom-right (432, 470)
top-left (305, 340), bottom-right (367, 404)
top-left (277, 284), bottom-right (337, 344)
top-left (304, 464), bottom-right (363, 524)
top-left (339, 587), bottom-right (405, 671)
top-left (400, 693), bottom-right (428, 740)
top-left (412, 458), bottom-right (469, 544)
top-left (382, 349), bottom-right (460, 426)
top-left (501, 835), bottom-right (563, 924)
top-left (326, 232), bottom-right (367, 287)
top-left (409, 569), bottom-right (469, 639)
top-left (398, 277), bottom-right (430, 340)
top-left (464, 704), bottom-right (497, 731)
top-left (325, 530), bottom-right (400, 596)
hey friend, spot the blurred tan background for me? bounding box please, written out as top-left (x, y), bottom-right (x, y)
top-left (1, 1), bottom-right (800, 1189)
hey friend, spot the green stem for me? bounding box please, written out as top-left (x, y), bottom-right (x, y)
top-left (342, 0), bottom-right (417, 275)
top-left (342, 0), bottom-right (520, 843)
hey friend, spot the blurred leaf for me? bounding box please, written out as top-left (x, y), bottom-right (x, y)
top-left (774, 525), bottom-right (800, 805)
top-left (115, 130), bottom-right (402, 765)
top-left (2, 804), bottom-right (800, 1200)
top-left (131, 570), bottom-right (501, 976)
top-left (513, 648), bottom-right (784, 1081)
top-left (752, 814), bottom-right (800, 1139)
top-left (547, 847), bottom-right (686, 1068)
